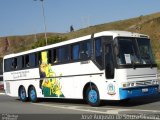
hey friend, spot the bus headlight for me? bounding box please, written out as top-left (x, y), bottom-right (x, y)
top-left (122, 83), bottom-right (131, 88)
top-left (122, 82), bottom-right (135, 88)
top-left (152, 80), bottom-right (158, 85)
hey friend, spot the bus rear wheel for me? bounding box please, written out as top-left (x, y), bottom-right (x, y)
top-left (86, 85), bottom-right (101, 107)
top-left (19, 86), bottom-right (27, 102)
top-left (29, 86), bottom-right (38, 103)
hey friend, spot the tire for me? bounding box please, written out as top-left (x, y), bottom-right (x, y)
top-left (29, 86), bottom-right (38, 103)
top-left (86, 85), bottom-right (101, 107)
top-left (19, 86), bottom-right (27, 102)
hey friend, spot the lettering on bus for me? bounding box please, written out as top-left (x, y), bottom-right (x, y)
top-left (11, 70), bottom-right (29, 79)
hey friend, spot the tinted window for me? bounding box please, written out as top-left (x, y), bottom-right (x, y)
top-left (81, 40), bottom-right (92, 59)
top-left (71, 44), bottom-right (80, 60)
top-left (105, 44), bottom-right (114, 79)
top-left (25, 55), bottom-right (29, 67)
top-left (53, 49), bottom-right (58, 63)
top-left (17, 56), bottom-right (24, 70)
top-left (29, 53), bottom-right (36, 67)
top-left (4, 59), bottom-right (12, 72)
top-left (12, 58), bottom-right (17, 69)
top-left (95, 38), bottom-right (103, 67)
top-left (58, 46), bottom-right (69, 63)
top-left (38, 52), bottom-right (42, 65)
top-left (48, 50), bottom-right (52, 64)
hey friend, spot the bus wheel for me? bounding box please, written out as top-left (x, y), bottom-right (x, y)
top-left (86, 85), bottom-right (100, 107)
top-left (29, 86), bottom-right (38, 103)
top-left (19, 86), bottom-right (27, 102)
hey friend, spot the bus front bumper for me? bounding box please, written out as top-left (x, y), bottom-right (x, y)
top-left (119, 85), bottom-right (159, 100)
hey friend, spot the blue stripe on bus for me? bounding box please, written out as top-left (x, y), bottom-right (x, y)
top-left (119, 86), bottom-right (159, 100)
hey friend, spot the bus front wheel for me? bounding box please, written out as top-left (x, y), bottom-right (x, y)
top-left (29, 86), bottom-right (38, 103)
top-left (86, 85), bottom-right (101, 107)
top-left (19, 86), bottom-right (27, 102)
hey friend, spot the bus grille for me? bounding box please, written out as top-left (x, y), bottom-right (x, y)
top-left (136, 80), bottom-right (153, 86)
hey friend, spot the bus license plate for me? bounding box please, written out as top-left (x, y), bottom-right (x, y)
top-left (142, 88), bottom-right (148, 92)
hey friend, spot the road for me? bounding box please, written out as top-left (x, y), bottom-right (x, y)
top-left (0, 94), bottom-right (160, 120)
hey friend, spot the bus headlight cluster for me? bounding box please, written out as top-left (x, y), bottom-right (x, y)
top-left (122, 82), bottom-right (135, 88)
top-left (152, 80), bottom-right (159, 85)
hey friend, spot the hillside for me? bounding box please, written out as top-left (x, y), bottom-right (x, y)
top-left (0, 12), bottom-right (160, 67)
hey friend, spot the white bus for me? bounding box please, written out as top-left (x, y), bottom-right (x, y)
top-left (3, 31), bottom-right (159, 106)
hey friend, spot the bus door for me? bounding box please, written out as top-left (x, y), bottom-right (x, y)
top-left (104, 43), bottom-right (115, 79)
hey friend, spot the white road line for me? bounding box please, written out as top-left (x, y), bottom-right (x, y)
top-left (0, 93), bottom-right (5, 95)
top-left (32, 103), bottom-right (108, 114)
top-left (32, 103), bottom-right (160, 114)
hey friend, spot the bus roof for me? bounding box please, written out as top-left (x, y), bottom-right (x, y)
top-left (3, 30), bottom-right (149, 59)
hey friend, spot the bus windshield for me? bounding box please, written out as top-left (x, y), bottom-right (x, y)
top-left (117, 37), bottom-right (156, 66)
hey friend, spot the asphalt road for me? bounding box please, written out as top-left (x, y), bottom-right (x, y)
top-left (0, 93), bottom-right (160, 120)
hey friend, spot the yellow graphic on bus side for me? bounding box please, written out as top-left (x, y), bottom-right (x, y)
top-left (40, 51), bottom-right (64, 97)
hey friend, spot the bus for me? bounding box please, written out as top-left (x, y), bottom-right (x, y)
top-left (3, 31), bottom-right (159, 106)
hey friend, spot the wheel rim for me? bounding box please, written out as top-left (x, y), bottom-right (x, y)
top-left (30, 89), bottom-right (36, 101)
top-left (88, 89), bottom-right (98, 103)
top-left (20, 88), bottom-right (26, 100)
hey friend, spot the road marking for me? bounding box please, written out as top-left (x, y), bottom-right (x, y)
top-left (32, 103), bottom-right (160, 114)
top-left (0, 93), bottom-right (5, 95)
top-left (32, 103), bottom-right (108, 114)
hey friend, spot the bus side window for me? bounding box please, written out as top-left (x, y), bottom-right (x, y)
top-left (71, 43), bottom-right (80, 60)
top-left (48, 49), bottom-right (52, 64)
top-left (58, 46), bottom-right (69, 63)
top-left (29, 53), bottom-right (36, 67)
top-left (17, 56), bottom-right (24, 70)
top-left (81, 40), bottom-right (91, 59)
top-left (53, 49), bottom-right (58, 63)
top-left (25, 55), bottom-right (30, 68)
top-left (38, 52), bottom-right (42, 65)
top-left (12, 58), bottom-right (17, 70)
top-left (5, 58), bottom-right (13, 72)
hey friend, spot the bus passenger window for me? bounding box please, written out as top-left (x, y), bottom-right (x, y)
top-left (58, 46), bottom-right (69, 63)
top-left (53, 49), bottom-right (58, 63)
top-left (29, 53), bottom-right (36, 67)
top-left (12, 58), bottom-right (17, 69)
top-left (4, 59), bottom-right (12, 72)
top-left (25, 55), bottom-right (30, 67)
top-left (38, 52), bottom-right (42, 65)
top-left (81, 40), bottom-right (91, 59)
top-left (71, 44), bottom-right (80, 60)
top-left (48, 50), bottom-right (52, 64)
top-left (17, 56), bottom-right (24, 70)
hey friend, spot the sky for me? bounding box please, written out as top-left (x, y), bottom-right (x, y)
top-left (0, 0), bottom-right (160, 37)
